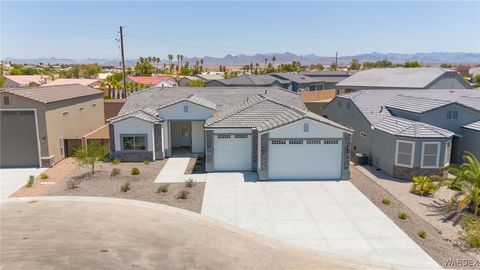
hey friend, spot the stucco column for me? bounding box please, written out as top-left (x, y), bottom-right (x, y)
top-left (205, 130), bottom-right (214, 171)
top-left (258, 132), bottom-right (269, 180)
top-left (154, 123), bottom-right (164, 159)
top-left (251, 129), bottom-right (258, 171)
top-left (342, 133), bottom-right (352, 179)
top-left (108, 123), bottom-right (115, 159)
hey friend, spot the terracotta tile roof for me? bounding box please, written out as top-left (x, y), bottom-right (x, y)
top-left (2, 84), bottom-right (103, 104)
top-left (4, 75), bottom-right (47, 86)
top-left (41, 78), bottom-right (100, 87)
top-left (127, 76), bottom-right (173, 85)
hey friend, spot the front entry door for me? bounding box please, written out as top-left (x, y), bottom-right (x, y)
top-left (179, 124), bottom-right (191, 147)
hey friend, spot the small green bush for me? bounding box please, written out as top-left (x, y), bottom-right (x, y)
top-left (131, 167), bottom-right (140, 175)
top-left (25, 176), bottom-right (34, 188)
top-left (410, 176), bottom-right (439, 196)
top-left (157, 184), bottom-right (169, 193)
top-left (381, 198), bottom-right (391, 205)
top-left (144, 160), bottom-right (150, 165)
top-left (398, 212), bottom-right (408, 220)
top-left (418, 230), bottom-right (427, 238)
top-left (460, 215), bottom-right (480, 248)
top-left (40, 173), bottom-right (49, 180)
top-left (121, 182), bottom-right (131, 192)
top-left (185, 178), bottom-right (194, 188)
top-left (66, 179), bottom-right (80, 189)
top-left (112, 159), bottom-right (120, 165)
top-left (177, 190), bottom-right (190, 199)
top-left (110, 168), bottom-right (121, 177)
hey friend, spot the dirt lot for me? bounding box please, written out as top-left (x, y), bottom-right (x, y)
top-left (350, 165), bottom-right (478, 269)
top-left (13, 160), bottom-right (205, 213)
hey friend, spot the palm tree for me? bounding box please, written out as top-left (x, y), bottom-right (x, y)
top-left (272, 56), bottom-right (276, 67)
top-left (446, 152), bottom-right (480, 216)
top-left (264, 58), bottom-right (268, 69)
top-left (180, 55), bottom-right (184, 67)
top-left (168, 54), bottom-right (173, 65)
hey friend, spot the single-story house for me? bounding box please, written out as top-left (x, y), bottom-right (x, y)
top-left (177, 76), bottom-right (199, 87)
top-left (0, 84), bottom-right (105, 168)
top-left (4, 75), bottom-right (48, 87)
top-left (269, 73), bottom-right (326, 92)
top-left (204, 74), bottom-right (289, 88)
top-left (41, 78), bottom-right (100, 88)
top-left (196, 73), bottom-right (224, 82)
top-left (336, 68), bottom-right (472, 93)
top-left (108, 87), bottom-right (353, 180)
top-left (127, 76), bottom-right (177, 87)
top-left (321, 89), bottom-right (480, 180)
top-left (300, 71), bottom-right (351, 89)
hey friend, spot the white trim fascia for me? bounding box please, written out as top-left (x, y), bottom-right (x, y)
top-left (395, 139), bottom-right (415, 168)
top-left (421, 141), bottom-right (441, 169)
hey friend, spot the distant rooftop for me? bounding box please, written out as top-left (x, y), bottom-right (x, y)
top-left (1, 84), bottom-right (103, 104)
top-left (196, 74), bottom-right (224, 81)
top-left (127, 76), bottom-right (174, 85)
top-left (41, 78), bottom-right (99, 87)
top-left (4, 75), bottom-right (47, 86)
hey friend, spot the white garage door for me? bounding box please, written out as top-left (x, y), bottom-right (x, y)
top-left (214, 133), bottom-right (251, 171)
top-left (269, 138), bottom-right (342, 179)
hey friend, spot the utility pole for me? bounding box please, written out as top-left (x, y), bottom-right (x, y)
top-left (335, 52), bottom-right (338, 68)
top-left (119, 26), bottom-right (127, 98)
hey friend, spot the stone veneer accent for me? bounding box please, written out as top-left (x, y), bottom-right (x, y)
top-left (258, 133), bottom-right (269, 180)
top-left (342, 133), bottom-right (352, 179)
top-left (108, 124), bottom-right (115, 154)
top-left (41, 156), bottom-right (55, 168)
top-left (251, 129), bottom-right (258, 171)
top-left (154, 124), bottom-right (164, 159)
top-left (392, 165), bottom-right (446, 180)
top-left (114, 151), bottom-right (153, 162)
top-left (205, 130), bottom-right (214, 171)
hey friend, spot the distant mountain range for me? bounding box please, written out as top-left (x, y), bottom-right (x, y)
top-left (4, 52), bottom-right (480, 67)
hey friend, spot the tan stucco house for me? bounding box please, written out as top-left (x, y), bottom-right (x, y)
top-left (0, 84), bottom-right (105, 168)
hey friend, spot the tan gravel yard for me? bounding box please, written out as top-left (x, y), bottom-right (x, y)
top-left (13, 160), bottom-right (205, 213)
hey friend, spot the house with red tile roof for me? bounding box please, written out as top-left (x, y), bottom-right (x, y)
top-left (127, 76), bottom-right (177, 87)
top-left (4, 75), bottom-right (48, 87)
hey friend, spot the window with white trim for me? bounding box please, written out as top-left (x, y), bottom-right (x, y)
top-left (446, 110), bottom-right (458, 119)
top-left (395, 140), bottom-right (415, 168)
top-left (234, 134), bottom-right (249, 139)
top-left (303, 123), bottom-right (309, 132)
top-left (444, 141), bottom-right (452, 166)
top-left (122, 135), bottom-right (147, 151)
top-left (3, 96), bottom-right (10, 105)
top-left (421, 142), bottom-right (440, 168)
top-left (289, 139), bottom-right (303, 144)
top-left (183, 104), bottom-right (188, 112)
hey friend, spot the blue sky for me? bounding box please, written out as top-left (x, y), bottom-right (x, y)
top-left (1, 1), bottom-right (479, 59)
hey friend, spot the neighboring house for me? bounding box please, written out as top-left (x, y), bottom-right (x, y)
top-left (127, 76), bottom-right (177, 87)
top-left (204, 74), bottom-right (288, 88)
top-left (469, 67), bottom-right (480, 84)
top-left (0, 84), bottom-right (105, 168)
top-left (41, 78), bottom-right (100, 88)
top-left (4, 75), bottom-right (48, 87)
top-left (177, 76), bottom-right (199, 87)
top-left (300, 71), bottom-right (351, 89)
top-left (322, 89), bottom-right (480, 180)
top-left (269, 73), bottom-right (326, 92)
top-left (108, 87), bottom-right (352, 180)
top-left (196, 73), bottom-right (224, 82)
top-left (336, 68), bottom-right (472, 93)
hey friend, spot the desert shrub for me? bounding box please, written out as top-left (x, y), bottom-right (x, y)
top-left (157, 184), bottom-right (169, 193)
top-left (110, 168), bottom-right (121, 177)
top-left (418, 230), bottom-right (428, 238)
top-left (121, 182), bottom-right (131, 192)
top-left (131, 167), bottom-right (140, 175)
top-left (40, 173), bottom-right (49, 180)
top-left (66, 179), bottom-right (80, 189)
top-left (411, 176), bottom-right (439, 196)
top-left (381, 198), bottom-right (391, 205)
top-left (177, 190), bottom-right (190, 199)
top-left (460, 215), bottom-right (480, 248)
top-left (185, 178), bottom-right (194, 188)
top-left (144, 160), bottom-right (150, 165)
top-left (398, 212), bottom-right (408, 220)
top-left (112, 159), bottom-right (120, 165)
top-left (25, 176), bottom-right (34, 188)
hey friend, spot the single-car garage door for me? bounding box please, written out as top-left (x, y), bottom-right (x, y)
top-left (214, 133), bottom-right (251, 171)
top-left (269, 138), bottom-right (342, 179)
top-left (0, 110), bottom-right (40, 167)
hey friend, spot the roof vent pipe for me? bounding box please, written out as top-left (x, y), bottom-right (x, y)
top-left (264, 89), bottom-right (268, 94)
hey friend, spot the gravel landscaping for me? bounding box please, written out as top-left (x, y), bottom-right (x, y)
top-left (13, 160), bottom-right (205, 213)
top-left (350, 165), bottom-right (478, 269)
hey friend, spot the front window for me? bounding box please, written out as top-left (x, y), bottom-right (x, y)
top-left (421, 142), bottom-right (440, 168)
top-left (395, 140), bottom-right (415, 168)
top-left (122, 135), bottom-right (146, 150)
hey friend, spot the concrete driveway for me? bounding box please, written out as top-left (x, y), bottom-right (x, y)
top-left (0, 168), bottom-right (46, 201)
top-left (1, 197), bottom-right (384, 270)
top-left (201, 173), bottom-right (440, 269)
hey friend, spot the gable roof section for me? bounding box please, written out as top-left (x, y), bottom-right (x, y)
top-left (4, 75), bottom-right (47, 86)
top-left (108, 108), bottom-right (162, 124)
top-left (209, 74), bottom-right (283, 87)
top-left (41, 78), bottom-right (99, 87)
top-left (205, 94), bottom-right (352, 133)
top-left (385, 95), bottom-right (451, 113)
top-left (336, 68), bottom-right (451, 88)
top-left (2, 84), bottom-right (102, 104)
top-left (156, 94), bottom-right (217, 111)
top-left (374, 116), bottom-right (454, 138)
top-left (270, 73), bottom-right (324, 84)
top-left (196, 74), bottom-right (224, 81)
top-left (463, 121), bottom-right (480, 132)
top-left (127, 76), bottom-right (173, 85)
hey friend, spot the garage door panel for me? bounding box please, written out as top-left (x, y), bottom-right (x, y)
top-left (269, 139), bottom-right (341, 180)
top-left (214, 134), bottom-right (251, 171)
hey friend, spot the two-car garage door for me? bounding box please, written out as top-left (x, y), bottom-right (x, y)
top-left (213, 133), bottom-right (251, 171)
top-left (0, 110), bottom-right (40, 167)
top-left (268, 138), bottom-right (342, 179)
